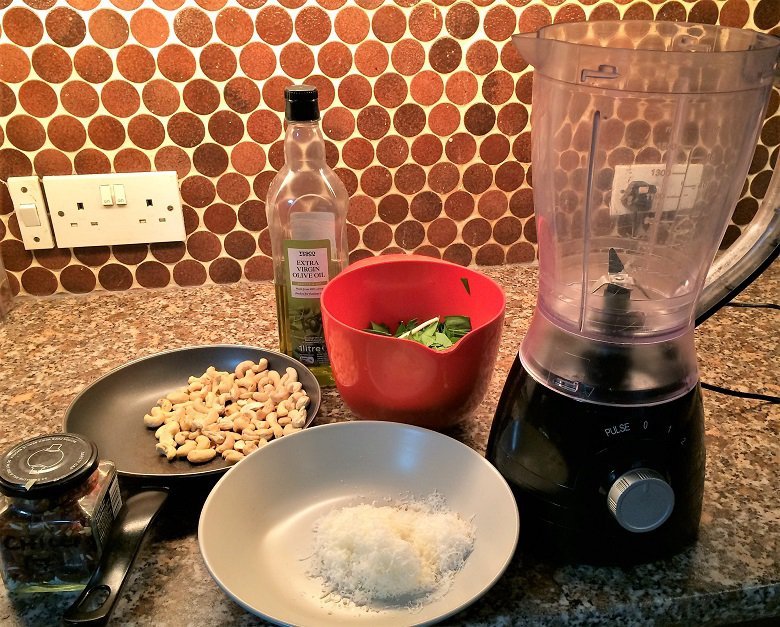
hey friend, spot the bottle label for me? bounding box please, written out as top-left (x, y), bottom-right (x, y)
top-left (283, 238), bottom-right (332, 367)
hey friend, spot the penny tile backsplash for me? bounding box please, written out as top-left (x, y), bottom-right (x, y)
top-left (0, 0), bottom-right (778, 296)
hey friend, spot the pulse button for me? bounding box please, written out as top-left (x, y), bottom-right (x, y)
top-left (607, 468), bottom-right (675, 533)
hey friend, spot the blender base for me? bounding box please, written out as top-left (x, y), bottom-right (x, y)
top-left (487, 355), bottom-right (705, 565)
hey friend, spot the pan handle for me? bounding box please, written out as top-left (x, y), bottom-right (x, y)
top-left (63, 489), bottom-right (169, 627)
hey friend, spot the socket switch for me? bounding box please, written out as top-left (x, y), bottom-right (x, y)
top-left (7, 176), bottom-right (56, 250)
top-left (42, 172), bottom-right (186, 248)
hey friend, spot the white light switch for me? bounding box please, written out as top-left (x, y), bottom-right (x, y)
top-left (7, 177), bottom-right (56, 250)
top-left (100, 184), bottom-right (114, 206)
top-left (114, 184), bottom-right (127, 205)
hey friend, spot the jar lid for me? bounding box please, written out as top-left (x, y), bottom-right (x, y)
top-left (285, 84), bottom-right (319, 122)
top-left (0, 434), bottom-right (99, 499)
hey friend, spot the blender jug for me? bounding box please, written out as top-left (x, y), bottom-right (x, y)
top-left (487, 21), bottom-right (780, 564)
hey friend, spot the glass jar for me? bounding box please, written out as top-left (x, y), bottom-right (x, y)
top-left (0, 434), bottom-right (122, 592)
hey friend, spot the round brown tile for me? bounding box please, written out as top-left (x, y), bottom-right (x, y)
top-left (150, 241), bottom-right (186, 264)
top-left (374, 73), bottom-right (407, 109)
top-left (360, 166), bottom-right (393, 197)
top-left (1, 83), bottom-right (18, 116)
top-left (98, 263), bottom-right (134, 290)
top-left (193, 143), bottom-right (229, 177)
top-left (48, 115), bottom-right (87, 152)
top-left (394, 164), bottom-right (426, 195)
top-left (46, 7), bottom-right (86, 47)
top-left (391, 39), bottom-right (426, 75)
top-left (187, 230), bottom-right (222, 261)
top-left (623, 3), bottom-right (654, 20)
top-left (428, 162), bottom-right (459, 194)
top-left (484, 5), bottom-right (516, 41)
top-left (215, 6), bottom-right (254, 46)
top-left (167, 112), bottom-right (205, 147)
top-left (515, 72), bottom-right (533, 104)
top-left (222, 77), bottom-right (260, 114)
top-left (182, 204), bottom-right (200, 234)
top-left (342, 137), bottom-right (374, 169)
top-left (262, 76), bottom-right (293, 112)
top-left (761, 116), bottom-right (779, 146)
top-left (500, 40), bottom-right (527, 73)
top-left (373, 5), bottom-right (406, 43)
top-left (200, 43), bottom-right (238, 81)
top-left (445, 71), bottom-right (476, 105)
top-left (134, 261), bottom-right (170, 289)
top-left (427, 217), bottom-right (457, 247)
top-left (3, 7), bottom-right (44, 47)
top-left (231, 142), bottom-right (266, 175)
top-left (34, 149), bottom-right (72, 176)
top-left (6, 115), bottom-right (45, 151)
top-left (322, 107), bottom-right (355, 141)
top-left (60, 265), bottom-right (96, 293)
top-left (348, 249), bottom-right (373, 265)
top-left (32, 44), bottom-right (72, 83)
top-left (377, 194), bottom-right (409, 224)
top-left (409, 3), bottom-right (442, 41)
top-left (268, 141), bottom-right (285, 170)
top-left (348, 195), bottom-right (377, 226)
top-left (208, 110), bottom-right (244, 145)
top-left (154, 146), bottom-right (191, 178)
top-left (357, 106), bottom-right (391, 140)
top-left (182, 79), bottom-right (220, 115)
top-left (216, 172), bottom-right (251, 204)
top-left (0, 44), bottom-right (31, 83)
top-left (240, 42), bottom-right (276, 80)
top-left (130, 8), bottom-right (169, 47)
top-left (346, 224), bottom-right (361, 252)
top-left (732, 197), bottom-right (758, 226)
top-left (116, 45), bottom-right (156, 83)
top-left (484, 71), bottom-right (515, 106)
top-left (173, 7), bottom-right (212, 47)
top-left (0, 149), bottom-right (32, 179)
top-left (112, 0), bottom-right (144, 9)
top-left (355, 40), bottom-right (389, 77)
top-left (203, 202), bottom-right (238, 234)
top-left (114, 245), bottom-right (149, 269)
top-left (75, 148), bottom-right (111, 174)
top-left (143, 79), bottom-right (181, 116)
top-left (506, 241), bottom-right (535, 263)
top-left (394, 221), bottom-right (426, 250)
top-left (445, 133), bottom-right (476, 163)
top-left (318, 42), bottom-right (352, 78)
top-left (393, 103), bottom-right (426, 137)
top-left (338, 74), bottom-right (372, 110)
top-left (495, 161), bottom-right (525, 191)
top-left (719, 224), bottom-right (741, 250)
top-left (462, 217), bottom-right (491, 246)
top-left (223, 231), bottom-right (256, 260)
top-left (719, 0), bottom-right (749, 27)
top-left (158, 44), bottom-right (197, 82)
top-left (463, 163), bottom-right (493, 194)
top-left (244, 255), bottom-right (273, 281)
top-left (114, 149), bottom-right (151, 172)
top-left (475, 243), bottom-right (505, 266)
top-left (247, 110), bottom-right (283, 145)
top-left (443, 243), bottom-right (472, 266)
top-left (429, 37), bottom-right (461, 73)
top-left (208, 257), bottom-right (242, 284)
top-left (376, 135), bottom-right (409, 168)
top-left (181, 175), bottom-right (217, 208)
top-left (101, 80), bottom-right (140, 117)
top-left (590, 4), bottom-right (620, 20)
top-left (523, 215), bottom-right (537, 243)
top-left (296, 5), bottom-right (331, 44)
top-left (89, 9), bottom-right (129, 48)
top-left (518, 5), bottom-right (551, 32)
top-left (238, 199), bottom-right (266, 231)
top-left (466, 40), bottom-right (498, 75)
top-left (362, 222), bottom-right (393, 251)
top-left (411, 135), bottom-right (443, 166)
top-left (280, 42), bottom-right (315, 79)
top-left (0, 239), bottom-right (33, 272)
top-left (410, 191), bottom-right (443, 222)
top-left (21, 267), bottom-right (58, 296)
top-left (446, 2), bottom-right (479, 39)
top-left (429, 103), bottom-right (460, 136)
top-left (334, 6), bottom-right (369, 44)
top-left (478, 189), bottom-right (508, 220)
top-left (307, 75), bottom-right (335, 109)
top-left (256, 5), bottom-right (293, 45)
top-left (173, 259), bottom-right (208, 286)
top-left (480, 134), bottom-right (510, 165)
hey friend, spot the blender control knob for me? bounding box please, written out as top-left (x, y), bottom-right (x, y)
top-left (607, 468), bottom-right (675, 533)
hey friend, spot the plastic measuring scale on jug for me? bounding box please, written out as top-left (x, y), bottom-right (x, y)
top-left (487, 21), bottom-right (780, 564)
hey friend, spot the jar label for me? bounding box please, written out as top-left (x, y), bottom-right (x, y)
top-left (91, 471), bottom-right (122, 550)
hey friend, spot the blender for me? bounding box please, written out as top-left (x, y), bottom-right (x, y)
top-left (487, 21), bottom-right (780, 564)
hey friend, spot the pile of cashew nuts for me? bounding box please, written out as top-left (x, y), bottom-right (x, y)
top-left (143, 358), bottom-right (311, 465)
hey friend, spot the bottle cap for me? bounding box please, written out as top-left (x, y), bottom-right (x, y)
top-left (0, 434), bottom-right (99, 499)
top-left (285, 84), bottom-right (319, 122)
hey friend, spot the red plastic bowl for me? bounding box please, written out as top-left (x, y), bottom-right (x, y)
top-left (321, 255), bottom-right (506, 429)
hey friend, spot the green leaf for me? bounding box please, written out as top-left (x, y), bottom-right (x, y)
top-left (364, 315), bottom-right (471, 350)
top-left (365, 321), bottom-right (392, 336)
top-left (443, 315), bottom-right (472, 339)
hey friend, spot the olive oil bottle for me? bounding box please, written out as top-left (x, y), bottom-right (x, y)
top-left (266, 85), bottom-right (348, 386)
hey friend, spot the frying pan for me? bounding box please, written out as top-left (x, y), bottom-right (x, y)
top-left (61, 345), bottom-right (321, 626)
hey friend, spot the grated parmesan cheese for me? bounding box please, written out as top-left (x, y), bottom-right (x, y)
top-left (307, 493), bottom-right (475, 607)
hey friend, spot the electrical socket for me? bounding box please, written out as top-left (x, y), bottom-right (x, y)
top-left (42, 172), bottom-right (186, 248)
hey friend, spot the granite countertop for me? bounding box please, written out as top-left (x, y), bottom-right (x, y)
top-left (0, 262), bottom-right (777, 626)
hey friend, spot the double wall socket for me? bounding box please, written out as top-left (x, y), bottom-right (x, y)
top-left (42, 172), bottom-right (185, 248)
top-left (8, 172), bottom-right (186, 250)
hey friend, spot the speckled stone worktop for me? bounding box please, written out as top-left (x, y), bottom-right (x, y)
top-left (0, 262), bottom-right (777, 626)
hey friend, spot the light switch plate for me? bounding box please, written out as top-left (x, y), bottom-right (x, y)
top-left (7, 176), bottom-right (56, 250)
top-left (42, 172), bottom-right (186, 248)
